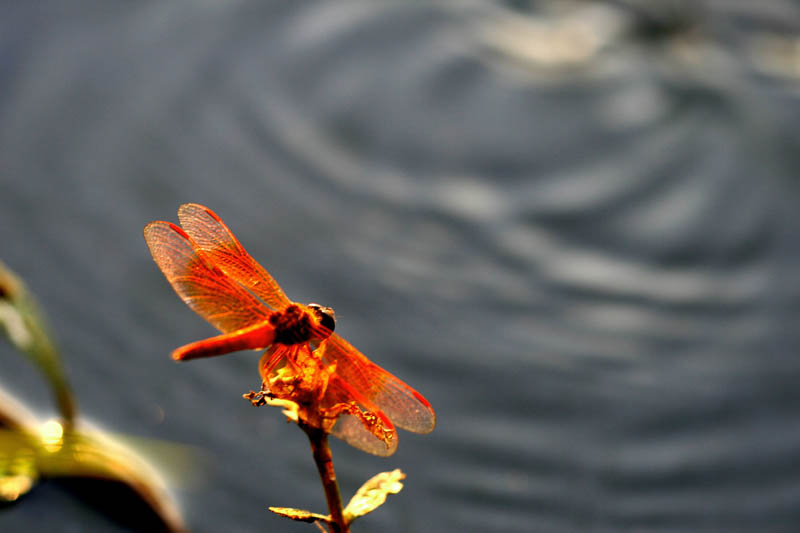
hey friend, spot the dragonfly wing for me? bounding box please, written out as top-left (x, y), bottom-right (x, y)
top-left (144, 221), bottom-right (271, 333)
top-left (324, 375), bottom-right (398, 456)
top-left (323, 333), bottom-right (435, 434)
top-left (177, 204), bottom-right (291, 310)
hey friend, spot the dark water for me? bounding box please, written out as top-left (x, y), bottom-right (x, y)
top-left (2, 1), bottom-right (800, 531)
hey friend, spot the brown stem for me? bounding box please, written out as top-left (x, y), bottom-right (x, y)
top-left (302, 424), bottom-right (349, 533)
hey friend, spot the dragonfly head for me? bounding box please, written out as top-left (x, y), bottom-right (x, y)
top-left (307, 303), bottom-right (336, 336)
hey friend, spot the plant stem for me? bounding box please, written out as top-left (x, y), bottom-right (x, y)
top-left (303, 424), bottom-right (349, 533)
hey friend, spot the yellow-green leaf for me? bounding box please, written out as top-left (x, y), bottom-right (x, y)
top-left (0, 430), bottom-right (39, 502)
top-left (343, 468), bottom-right (406, 523)
top-left (268, 506), bottom-right (330, 523)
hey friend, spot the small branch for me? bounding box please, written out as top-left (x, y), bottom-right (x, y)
top-left (302, 423), bottom-right (349, 533)
top-left (0, 261), bottom-right (77, 427)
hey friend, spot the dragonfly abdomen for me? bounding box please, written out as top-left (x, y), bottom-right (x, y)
top-left (172, 321), bottom-right (276, 361)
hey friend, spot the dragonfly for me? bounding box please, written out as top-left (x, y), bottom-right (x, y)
top-left (143, 204), bottom-right (435, 455)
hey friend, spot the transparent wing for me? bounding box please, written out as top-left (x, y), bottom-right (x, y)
top-left (322, 334), bottom-right (435, 434)
top-left (143, 221), bottom-right (271, 333)
top-left (323, 375), bottom-right (399, 457)
top-left (259, 345), bottom-right (399, 456)
top-left (177, 203), bottom-right (291, 310)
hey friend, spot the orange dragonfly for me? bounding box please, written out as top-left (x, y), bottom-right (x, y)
top-left (143, 204), bottom-right (435, 455)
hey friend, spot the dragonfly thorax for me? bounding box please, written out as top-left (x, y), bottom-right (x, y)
top-left (270, 303), bottom-right (335, 345)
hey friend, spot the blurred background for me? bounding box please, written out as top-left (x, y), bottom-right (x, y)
top-left (2, 0), bottom-right (800, 531)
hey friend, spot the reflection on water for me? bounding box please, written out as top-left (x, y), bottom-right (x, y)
top-left (2, 1), bottom-right (800, 531)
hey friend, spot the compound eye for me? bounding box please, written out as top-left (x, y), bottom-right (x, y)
top-left (308, 303), bottom-right (336, 333)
